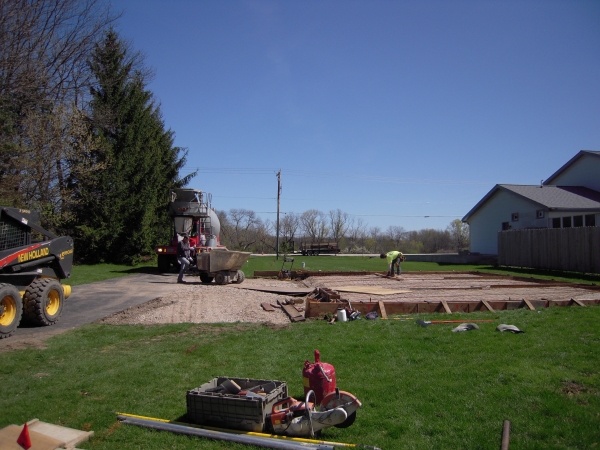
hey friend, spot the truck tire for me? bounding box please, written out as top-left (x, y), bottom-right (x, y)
top-left (214, 272), bottom-right (228, 285)
top-left (200, 273), bottom-right (214, 284)
top-left (0, 284), bottom-right (22, 339)
top-left (233, 270), bottom-right (246, 284)
top-left (23, 278), bottom-right (64, 326)
top-left (157, 254), bottom-right (171, 273)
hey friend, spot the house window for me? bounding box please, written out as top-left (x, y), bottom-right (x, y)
top-left (552, 218), bottom-right (561, 228)
top-left (536, 210), bottom-right (545, 219)
top-left (502, 222), bottom-right (511, 230)
top-left (585, 214), bottom-right (596, 227)
top-left (573, 215), bottom-right (583, 227)
top-left (511, 213), bottom-right (519, 222)
top-left (562, 216), bottom-right (572, 228)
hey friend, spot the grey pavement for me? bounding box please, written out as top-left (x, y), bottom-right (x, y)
top-left (0, 273), bottom-right (186, 350)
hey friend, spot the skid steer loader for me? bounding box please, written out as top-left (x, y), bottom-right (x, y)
top-left (0, 207), bottom-right (74, 339)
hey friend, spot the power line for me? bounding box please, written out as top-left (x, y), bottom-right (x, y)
top-left (180, 166), bottom-right (489, 187)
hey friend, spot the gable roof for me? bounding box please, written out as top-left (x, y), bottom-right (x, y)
top-left (544, 150), bottom-right (600, 185)
top-left (462, 184), bottom-right (600, 222)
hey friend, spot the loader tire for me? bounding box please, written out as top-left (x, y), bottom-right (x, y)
top-left (0, 284), bottom-right (22, 339)
top-left (23, 278), bottom-right (64, 326)
top-left (233, 270), bottom-right (245, 284)
top-left (200, 273), bottom-right (214, 284)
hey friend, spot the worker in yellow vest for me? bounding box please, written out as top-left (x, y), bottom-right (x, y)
top-left (380, 250), bottom-right (405, 276)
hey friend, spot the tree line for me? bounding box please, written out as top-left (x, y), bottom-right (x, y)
top-left (0, 0), bottom-right (193, 264)
top-left (217, 208), bottom-right (470, 255)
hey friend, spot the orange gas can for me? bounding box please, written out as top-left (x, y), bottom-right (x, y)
top-left (302, 349), bottom-right (336, 404)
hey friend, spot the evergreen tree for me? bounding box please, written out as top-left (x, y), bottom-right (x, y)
top-left (73, 30), bottom-right (194, 264)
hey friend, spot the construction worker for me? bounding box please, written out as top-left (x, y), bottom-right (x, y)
top-left (380, 250), bottom-right (405, 276)
top-left (177, 234), bottom-right (194, 283)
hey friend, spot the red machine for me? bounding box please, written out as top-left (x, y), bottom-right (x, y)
top-left (303, 349), bottom-right (336, 404)
top-left (268, 389), bottom-right (361, 437)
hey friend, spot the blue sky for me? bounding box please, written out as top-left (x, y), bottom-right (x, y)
top-left (117, 0), bottom-right (600, 232)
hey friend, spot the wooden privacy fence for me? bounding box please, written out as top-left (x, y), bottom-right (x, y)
top-left (498, 227), bottom-right (600, 273)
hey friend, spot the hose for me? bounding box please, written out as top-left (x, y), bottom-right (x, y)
top-left (118, 415), bottom-right (333, 449)
top-left (305, 389), bottom-right (316, 438)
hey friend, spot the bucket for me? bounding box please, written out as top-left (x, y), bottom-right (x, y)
top-left (206, 235), bottom-right (217, 247)
top-left (337, 308), bottom-right (347, 322)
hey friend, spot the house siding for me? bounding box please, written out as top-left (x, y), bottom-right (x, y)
top-left (469, 190), bottom-right (548, 254)
top-left (546, 153), bottom-right (600, 191)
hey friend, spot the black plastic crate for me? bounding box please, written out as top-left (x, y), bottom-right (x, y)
top-left (186, 377), bottom-right (288, 432)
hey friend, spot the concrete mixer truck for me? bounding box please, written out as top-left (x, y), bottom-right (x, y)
top-left (155, 189), bottom-right (250, 284)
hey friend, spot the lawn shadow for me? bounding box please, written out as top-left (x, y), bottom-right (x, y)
top-left (110, 266), bottom-right (161, 275)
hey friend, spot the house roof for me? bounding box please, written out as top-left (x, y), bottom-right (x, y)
top-left (544, 150), bottom-right (600, 185)
top-left (462, 184), bottom-right (600, 222)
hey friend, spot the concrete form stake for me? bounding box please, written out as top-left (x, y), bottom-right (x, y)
top-left (501, 420), bottom-right (511, 450)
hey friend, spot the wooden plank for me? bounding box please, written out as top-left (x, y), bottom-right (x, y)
top-left (481, 300), bottom-right (495, 312)
top-left (335, 286), bottom-right (411, 295)
top-left (378, 301), bottom-right (388, 320)
top-left (522, 298), bottom-right (536, 311)
top-left (278, 300), bottom-right (305, 322)
top-left (570, 298), bottom-right (586, 307)
top-left (261, 302), bottom-right (275, 311)
top-left (441, 300), bottom-right (452, 314)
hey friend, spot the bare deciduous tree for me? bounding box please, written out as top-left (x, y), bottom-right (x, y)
top-left (385, 225), bottom-right (407, 249)
top-left (228, 208), bottom-right (262, 251)
top-left (0, 0), bottom-right (117, 206)
top-left (280, 212), bottom-right (300, 247)
top-left (329, 209), bottom-right (348, 245)
top-left (300, 209), bottom-right (320, 242)
top-left (346, 216), bottom-right (367, 251)
top-left (0, 0), bottom-right (118, 105)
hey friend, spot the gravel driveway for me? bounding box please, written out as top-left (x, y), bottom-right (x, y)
top-left (0, 274), bottom-right (299, 352)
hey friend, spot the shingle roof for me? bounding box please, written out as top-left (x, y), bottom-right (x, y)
top-left (544, 150), bottom-right (600, 185)
top-left (499, 184), bottom-right (600, 209)
top-left (462, 184), bottom-right (600, 222)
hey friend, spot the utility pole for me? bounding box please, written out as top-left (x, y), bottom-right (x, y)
top-left (276, 170), bottom-right (281, 260)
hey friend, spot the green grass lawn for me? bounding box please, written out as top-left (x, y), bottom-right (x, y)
top-left (1, 307), bottom-right (599, 449)
top-left (67, 256), bottom-right (600, 286)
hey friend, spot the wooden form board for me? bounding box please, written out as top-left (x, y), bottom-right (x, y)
top-left (523, 299), bottom-right (536, 311)
top-left (334, 286), bottom-right (411, 295)
top-left (481, 300), bottom-right (496, 312)
top-left (378, 301), bottom-right (388, 319)
top-left (304, 298), bottom-right (600, 318)
top-left (441, 300), bottom-right (452, 314)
